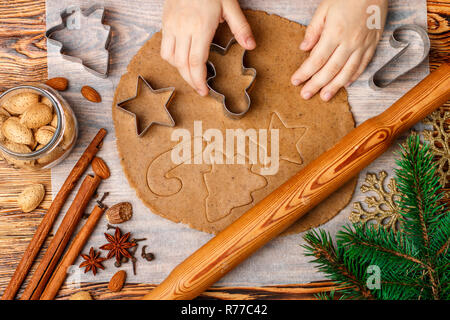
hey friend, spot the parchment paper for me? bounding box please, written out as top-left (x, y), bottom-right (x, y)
top-left (46, 0), bottom-right (429, 286)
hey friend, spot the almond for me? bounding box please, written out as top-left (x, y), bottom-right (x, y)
top-left (2, 92), bottom-right (39, 115)
top-left (35, 126), bottom-right (56, 145)
top-left (108, 270), bottom-right (127, 292)
top-left (81, 86), bottom-right (101, 103)
top-left (106, 202), bottom-right (133, 224)
top-left (92, 157), bottom-right (110, 179)
top-left (17, 184), bottom-right (45, 212)
top-left (45, 77), bottom-right (68, 91)
top-left (2, 117), bottom-right (34, 145)
top-left (20, 102), bottom-right (53, 129)
top-left (70, 291), bottom-right (93, 300)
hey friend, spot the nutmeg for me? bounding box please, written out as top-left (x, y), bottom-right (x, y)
top-left (92, 157), bottom-right (110, 179)
top-left (106, 202), bottom-right (133, 224)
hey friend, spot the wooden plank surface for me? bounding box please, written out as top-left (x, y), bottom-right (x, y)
top-left (0, 0), bottom-right (448, 300)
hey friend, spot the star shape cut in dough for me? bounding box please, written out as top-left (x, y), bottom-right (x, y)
top-left (116, 75), bottom-right (175, 137)
top-left (269, 113), bottom-right (306, 165)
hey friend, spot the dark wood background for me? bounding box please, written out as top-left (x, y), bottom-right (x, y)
top-left (0, 0), bottom-right (448, 300)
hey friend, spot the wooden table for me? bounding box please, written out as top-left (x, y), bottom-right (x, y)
top-left (0, 0), bottom-right (448, 300)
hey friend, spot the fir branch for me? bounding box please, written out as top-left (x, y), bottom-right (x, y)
top-left (302, 230), bottom-right (375, 299)
top-left (302, 134), bottom-right (449, 300)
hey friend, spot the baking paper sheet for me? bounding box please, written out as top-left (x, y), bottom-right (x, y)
top-left (46, 0), bottom-right (429, 286)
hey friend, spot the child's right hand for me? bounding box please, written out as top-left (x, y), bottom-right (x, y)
top-left (161, 0), bottom-right (256, 96)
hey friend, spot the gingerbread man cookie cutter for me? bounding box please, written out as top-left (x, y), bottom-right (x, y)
top-left (206, 38), bottom-right (257, 119)
top-left (116, 75), bottom-right (176, 138)
top-left (369, 24), bottom-right (430, 90)
top-left (45, 4), bottom-right (112, 78)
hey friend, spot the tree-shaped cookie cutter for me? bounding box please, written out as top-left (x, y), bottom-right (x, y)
top-left (45, 4), bottom-right (112, 78)
top-left (369, 24), bottom-right (430, 89)
top-left (116, 75), bottom-right (176, 137)
top-left (206, 38), bottom-right (257, 119)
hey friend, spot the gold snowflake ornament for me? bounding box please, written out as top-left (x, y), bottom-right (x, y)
top-left (423, 109), bottom-right (449, 190)
top-left (349, 171), bottom-right (401, 230)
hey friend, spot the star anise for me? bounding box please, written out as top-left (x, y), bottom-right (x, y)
top-left (79, 247), bottom-right (106, 276)
top-left (100, 227), bottom-right (137, 263)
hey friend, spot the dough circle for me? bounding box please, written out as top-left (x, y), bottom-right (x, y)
top-left (112, 10), bottom-right (357, 234)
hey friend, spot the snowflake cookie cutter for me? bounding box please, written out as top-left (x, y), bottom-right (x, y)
top-left (116, 75), bottom-right (176, 138)
top-left (45, 4), bottom-right (112, 78)
top-left (369, 24), bottom-right (430, 90)
top-left (206, 38), bottom-right (257, 119)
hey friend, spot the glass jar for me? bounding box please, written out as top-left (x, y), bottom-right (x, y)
top-left (0, 84), bottom-right (78, 170)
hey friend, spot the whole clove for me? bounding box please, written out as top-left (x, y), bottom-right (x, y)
top-left (141, 245), bottom-right (155, 262)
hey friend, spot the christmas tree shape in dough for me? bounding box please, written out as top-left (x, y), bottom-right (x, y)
top-left (204, 151), bottom-right (267, 223)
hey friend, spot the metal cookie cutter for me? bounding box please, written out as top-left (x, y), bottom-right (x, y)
top-left (45, 4), bottom-right (112, 78)
top-left (206, 38), bottom-right (257, 119)
top-left (369, 24), bottom-right (430, 89)
top-left (116, 75), bottom-right (176, 137)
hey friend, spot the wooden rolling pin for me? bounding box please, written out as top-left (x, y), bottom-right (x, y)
top-left (143, 63), bottom-right (450, 300)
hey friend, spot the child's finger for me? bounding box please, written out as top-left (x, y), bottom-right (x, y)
top-left (161, 31), bottom-right (176, 65)
top-left (349, 46), bottom-right (376, 83)
top-left (189, 33), bottom-right (214, 96)
top-left (291, 34), bottom-right (338, 86)
top-left (319, 50), bottom-right (363, 100)
top-left (300, 2), bottom-right (327, 51)
top-left (174, 35), bottom-right (195, 90)
top-left (300, 45), bottom-right (352, 100)
top-left (222, 0), bottom-right (256, 50)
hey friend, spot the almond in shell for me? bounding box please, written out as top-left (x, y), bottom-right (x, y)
top-left (50, 113), bottom-right (58, 128)
top-left (2, 92), bottom-right (39, 115)
top-left (2, 117), bottom-right (34, 145)
top-left (17, 184), bottom-right (45, 212)
top-left (106, 202), bottom-right (133, 224)
top-left (35, 126), bottom-right (56, 145)
top-left (81, 86), bottom-right (101, 103)
top-left (70, 291), bottom-right (93, 300)
top-left (1, 141), bottom-right (34, 168)
top-left (35, 144), bottom-right (65, 166)
top-left (20, 102), bottom-right (53, 129)
top-left (0, 113), bottom-right (8, 142)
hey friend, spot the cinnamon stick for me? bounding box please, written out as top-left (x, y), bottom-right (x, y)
top-left (40, 203), bottom-right (107, 300)
top-left (21, 174), bottom-right (102, 300)
top-left (1, 128), bottom-right (107, 300)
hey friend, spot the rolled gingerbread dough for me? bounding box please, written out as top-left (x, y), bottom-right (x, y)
top-left (112, 10), bottom-right (357, 234)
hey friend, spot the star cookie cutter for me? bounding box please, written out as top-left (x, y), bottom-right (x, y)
top-left (116, 75), bottom-right (176, 138)
top-left (369, 24), bottom-right (430, 89)
top-left (45, 4), bottom-right (112, 78)
top-left (206, 38), bottom-right (257, 119)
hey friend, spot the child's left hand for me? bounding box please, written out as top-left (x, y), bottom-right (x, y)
top-left (291, 0), bottom-right (388, 101)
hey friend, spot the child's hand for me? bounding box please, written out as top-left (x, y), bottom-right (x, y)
top-left (161, 0), bottom-right (256, 96)
top-left (291, 0), bottom-right (388, 101)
